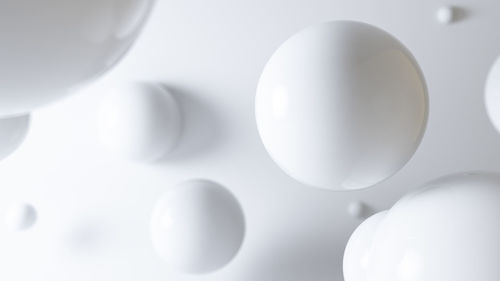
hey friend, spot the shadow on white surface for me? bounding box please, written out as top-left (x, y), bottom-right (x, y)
top-left (239, 230), bottom-right (345, 281)
top-left (63, 220), bottom-right (112, 256)
top-left (157, 85), bottom-right (227, 162)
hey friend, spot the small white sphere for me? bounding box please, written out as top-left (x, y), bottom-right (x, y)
top-left (151, 179), bottom-right (245, 274)
top-left (0, 114), bottom-right (30, 161)
top-left (256, 21), bottom-right (428, 190)
top-left (347, 201), bottom-right (367, 219)
top-left (343, 211), bottom-right (387, 281)
top-left (4, 203), bottom-right (37, 231)
top-left (436, 6), bottom-right (455, 24)
top-left (98, 83), bottom-right (182, 162)
top-left (485, 56), bottom-right (500, 133)
top-left (0, 0), bottom-right (154, 117)
top-left (345, 172), bottom-right (500, 281)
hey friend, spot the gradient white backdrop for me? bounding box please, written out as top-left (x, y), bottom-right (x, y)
top-left (1, 0), bottom-right (500, 280)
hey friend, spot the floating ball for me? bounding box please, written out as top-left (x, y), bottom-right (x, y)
top-left (485, 56), bottom-right (500, 133)
top-left (151, 180), bottom-right (245, 274)
top-left (344, 172), bottom-right (500, 281)
top-left (0, 0), bottom-right (154, 116)
top-left (97, 82), bottom-right (182, 162)
top-left (347, 201), bottom-right (369, 219)
top-left (256, 21), bottom-right (428, 190)
top-left (436, 6), bottom-right (455, 24)
top-left (344, 211), bottom-right (387, 281)
top-left (4, 203), bottom-right (37, 231)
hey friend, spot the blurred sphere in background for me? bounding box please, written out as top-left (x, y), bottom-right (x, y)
top-left (97, 82), bottom-right (182, 162)
top-left (4, 203), bottom-right (37, 231)
top-left (0, 0), bottom-right (155, 117)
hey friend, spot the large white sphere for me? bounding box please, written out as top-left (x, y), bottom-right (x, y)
top-left (0, 0), bottom-right (155, 117)
top-left (256, 21), bottom-right (428, 190)
top-left (0, 114), bottom-right (30, 160)
top-left (151, 180), bottom-right (245, 274)
top-left (97, 83), bottom-right (182, 162)
top-left (344, 172), bottom-right (500, 281)
top-left (344, 211), bottom-right (387, 281)
top-left (4, 203), bottom-right (37, 232)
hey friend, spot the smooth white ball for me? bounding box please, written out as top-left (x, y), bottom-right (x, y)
top-left (0, 114), bottom-right (30, 161)
top-left (345, 172), bottom-right (500, 281)
top-left (256, 21), bottom-right (428, 190)
top-left (98, 83), bottom-right (182, 162)
top-left (4, 203), bottom-right (37, 231)
top-left (344, 211), bottom-right (387, 281)
top-left (485, 56), bottom-right (500, 133)
top-left (151, 180), bottom-right (245, 274)
top-left (347, 201), bottom-right (367, 219)
top-left (0, 0), bottom-right (154, 117)
top-left (436, 6), bottom-right (455, 24)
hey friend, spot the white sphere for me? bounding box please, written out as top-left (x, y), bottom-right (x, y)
top-left (436, 6), bottom-right (455, 24)
top-left (0, 0), bottom-right (154, 117)
top-left (0, 114), bottom-right (30, 160)
top-left (347, 201), bottom-right (368, 219)
top-left (151, 179), bottom-right (245, 274)
top-left (4, 203), bottom-right (37, 231)
top-left (344, 211), bottom-right (387, 281)
top-left (485, 56), bottom-right (500, 132)
top-left (256, 21), bottom-right (428, 190)
top-left (345, 172), bottom-right (500, 281)
top-left (97, 83), bottom-right (182, 162)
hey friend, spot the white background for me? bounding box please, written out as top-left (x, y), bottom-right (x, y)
top-left (2, 0), bottom-right (500, 280)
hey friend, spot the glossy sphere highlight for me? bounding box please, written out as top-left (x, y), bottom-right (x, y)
top-left (0, 115), bottom-right (30, 160)
top-left (346, 172), bottom-right (500, 281)
top-left (344, 211), bottom-right (387, 281)
top-left (151, 180), bottom-right (245, 274)
top-left (0, 0), bottom-right (154, 116)
top-left (256, 21), bottom-right (428, 190)
top-left (98, 83), bottom-right (182, 162)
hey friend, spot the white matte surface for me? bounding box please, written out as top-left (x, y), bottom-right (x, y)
top-left (256, 21), bottom-right (428, 190)
top-left (1, 0), bottom-right (500, 281)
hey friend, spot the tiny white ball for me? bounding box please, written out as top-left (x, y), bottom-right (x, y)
top-left (485, 56), bottom-right (500, 133)
top-left (0, 114), bottom-right (30, 161)
top-left (436, 6), bottom-right (454, 24)
top-left (151, 179), bottom-right (245, 274)
top-left (4, 203), bottom-right (37, 231)
top-left (97, 82), bottom-right (182, 162)
top-left (348, 201), bottom-right (366, 219)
